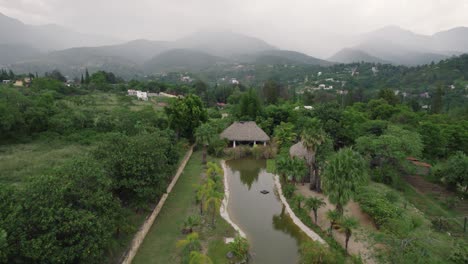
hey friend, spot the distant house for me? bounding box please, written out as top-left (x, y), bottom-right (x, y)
top-left (128, 89), bottom-right (137, 96)
top-left (2, 80), bottom-right (11, 84)
top-left (324, 85), bottom-right (333, 90)
top-left (318, 84), bottom-right (326, 89)
top-left (216, 102), bottom-right (227, 109)
top-left (289, 141), bottom-right (308, 159)
top-left (159, 92), bottom-right (178, 98)
top-left (14, 80), bottom-right (23, 87)
top-left (220, 121), bottom-right (270, 148)
top-left (180, 76), bottom-right (192, 83)
top-left (136, 91), bottom-right (148, 101)
top-left (231, 78), bottom-right (239, 85)
top-left (294, 106), bottom-right (314, 110)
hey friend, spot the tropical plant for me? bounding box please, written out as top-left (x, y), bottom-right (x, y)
top-left (195, 123), bottom-right (216, 164)
top-left (229, 235), bottom-right (250, 262)
top-left (292, 194), bottom-right (306, 210)
top-left (183, 215), bottom-right (201, 234)
top-left (339, 216), bottom-right (359, 252)
top-left (289, 157), bottom-right (308, 184)
top-left (322, 148), bottom-right (368, 215)
top-left (188, 251), bottom-right (213, 264)
top-left (274, 122), bottom-right (297, 149)
top-left (176, 232), bottom-right (201, 253)
top-left (305, 197), bottom-right (326, 224)
top-left (301, 128), bottom-right (326, 191)
top-left (326, 210), bottom-right (341, 236)
top-left (206, 162), bottom-right (223, 183)
top-left (203, 184), bottom-right (223, 226)
top-left (299, 240), bottom-right (338, 264)
top-left (195, 180), bottom-right (214, 215)
top-left (275, 155), bottom-right (292, 181)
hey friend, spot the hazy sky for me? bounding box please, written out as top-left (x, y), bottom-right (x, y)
top-left (1, 0), bottom-right (468, 56)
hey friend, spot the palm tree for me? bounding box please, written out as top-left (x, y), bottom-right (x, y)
top-left (301, 128), bottom-right (326, 191)
top-left (290, 157), bottom-right (307, 184)
top-left (322, 148), bottom-right (368, 215)
top-left (196, 180), bottom-right (215, 215)
top-left (189, 251), bottom-right (213, 264)
top-left (273, 122), bottom-right (297, 149)
top-left (176, 232), bottom-right (201, 252)
top-left (206, 162), bottom-right (223, 182)
top-left (183, 215), bottom-right (201, 234)
top-left (292, 194), bottom-right (306, 210)
top-left (304, 197), bottom-right (325, 224)
top-left (326, 210), bottom-right (341, 236)
top-left (195, 123), bottom-right (215, 165)
top-left (339, 216), bottom-right (359, 252)
top-left (204, 186), bottom-right (223, 226)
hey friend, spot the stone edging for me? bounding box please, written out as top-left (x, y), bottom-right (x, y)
top-left (274, 175), bottom-right (326, 244)
top-left (220, 160), bottom-right (247, 238)
top-left (121, 145), bottom-right (194, 264)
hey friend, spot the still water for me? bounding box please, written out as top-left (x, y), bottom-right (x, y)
top-left (225, 159), bottom-right (307, 264)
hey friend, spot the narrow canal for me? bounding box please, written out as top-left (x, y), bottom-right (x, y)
top-left (225, 159), bottom-right (307, 264)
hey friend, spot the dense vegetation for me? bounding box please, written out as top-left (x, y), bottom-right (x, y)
top-left (1, 53), bottom-right (467, 263)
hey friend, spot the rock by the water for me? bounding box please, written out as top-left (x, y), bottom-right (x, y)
top-left (260, 190), bottom-right (269, 194)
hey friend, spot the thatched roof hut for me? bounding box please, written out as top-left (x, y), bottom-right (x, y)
top-left (220, 121), bottom-right (269, 147)
top-left (289, 141), bottom-right (308, 159)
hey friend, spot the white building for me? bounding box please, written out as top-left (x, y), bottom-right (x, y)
top-left (128, 89), bottom-right (137, 96)
top-left (318, 84), bottom-right (326, 89)
top-left (231, 78), bottom-right (240, 85)
top-left (324, 85), bottom-right (333, 90)
top-left (136, 91), bottom-right (148, 101)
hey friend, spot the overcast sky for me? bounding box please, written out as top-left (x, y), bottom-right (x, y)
top-left (1, 0), bottom-right (468, 56)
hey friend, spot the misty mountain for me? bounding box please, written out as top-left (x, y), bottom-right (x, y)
top-left (0, 12), bottom-right (120, 52)
top-left (144, 49), bottom-right (228, 73)
top-left (0, 44), bottom-right (41, 66)
top-left (236, 50), bottom-right (331, 66)
top-left (336, 25), bottom-right (468, 65)
top-left (174, 31), bottom-right (277, 57)
top-left (328, 48), bottom-right (389, 64)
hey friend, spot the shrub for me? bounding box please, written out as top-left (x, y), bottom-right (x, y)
top-left (283, 183), bottom-right (296, 199)
top-left (355, 187), bottom-right (401, 228)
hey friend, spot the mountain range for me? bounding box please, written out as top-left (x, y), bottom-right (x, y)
top-left (1, 12), bottom-right (468, 78)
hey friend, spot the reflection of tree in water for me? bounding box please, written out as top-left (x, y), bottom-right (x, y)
top-left (227, 159), bottom-right (266, 190)
top-left (272, 206), bottom-right (308, 246)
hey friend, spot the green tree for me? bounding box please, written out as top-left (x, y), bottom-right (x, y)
top-left (292, 194), bottom-right (306, 210)
top-left (203, 181), bottom-right (223, 226)
top-left (237, 88), bottom-right (263, 120)
top-left (339, 216), bottom-right (359, 252)
top-left (229, 236), bottom-right (250, 262)
top-left (434, 152), bottom-right (468, 192)
top-left (322, 148), bottom-right (368, 214)
top-left (195, 123), bottom-right (215, 164)
top-left (0, 229), bottom-right (6, 263)
top-left (165, 94), bottom-right (208, 141)
top-left (299, 240), bottom-right (339, 264)
top-left (302, 128), bottom-right (326, 191)
top-left (273, 122), bottom-right (297, 150)
top-left (262, 79), bottom-right (281, 104)
top-left (326, 210), bottom-right (341, 236)
top-left (356, 125), bottom-right (422, 185)
top-left (431, 86), bottom-right (444, 114)
top-left (85, 68), bottom-right (90, 84)
top-left (305, 197), bottom-right (325, 224)
top-left (378, 88), bottom-right (399, 105)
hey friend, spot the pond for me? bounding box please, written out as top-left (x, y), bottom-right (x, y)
top-left (225, 159), bottom-right (308, 264)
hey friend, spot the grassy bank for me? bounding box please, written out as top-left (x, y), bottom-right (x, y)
top-left (133, 151), bottom-right (235, 264)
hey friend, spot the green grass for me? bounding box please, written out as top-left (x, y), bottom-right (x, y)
top-left (266, 159), bottom-right (276, 173)
top-left (0, 140), bottom-right (90, 185)
top-left (132, 152), bottom-right (235, 264)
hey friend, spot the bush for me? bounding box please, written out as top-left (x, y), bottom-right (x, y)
top-left (283, 183), bottom-right (296, 199)
top-left (355, 187), bottom-right (402, 228)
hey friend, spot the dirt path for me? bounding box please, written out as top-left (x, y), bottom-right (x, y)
top-left (405, 175), bottom-right (468, 215)
top-left (295, 185), bottom-right (377, 264)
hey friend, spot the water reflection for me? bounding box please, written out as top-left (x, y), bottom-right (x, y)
top-left (226, 159), bottom-right (305, 264)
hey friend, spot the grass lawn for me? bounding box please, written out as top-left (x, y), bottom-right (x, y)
top-left (133, 151), bottom-right (235, 264)
top-left (0, 140), bottom-right (90, 185)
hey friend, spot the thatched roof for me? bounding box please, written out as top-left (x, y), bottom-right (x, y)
top-left (290, 141), bottom-right (308, 158)
top-left (220, 121), bottom-right (270, 142)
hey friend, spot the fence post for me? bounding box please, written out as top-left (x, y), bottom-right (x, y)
top-left (464, 217), bottom-right (467, 233)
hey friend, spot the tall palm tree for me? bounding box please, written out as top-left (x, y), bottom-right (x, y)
top-left (195, 123), bottom-right (215, 165)
top-left (326, 210), bottom-right (341, 236)
top-left (322, 147), bottom-right (368, 215)
top-left (304, 197), bottom-right (325, 224)
top-left (301, 128), bottom-right (326, 191)
top-left (292, 194), bottom-right (306, 210)
top-left (204, 187), bottom-right (223, 226)
top-left (189, 251), bottom-right (213, 264)
top-left (339, 216), bottom-right (359, 252)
